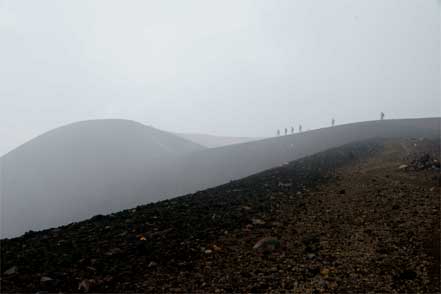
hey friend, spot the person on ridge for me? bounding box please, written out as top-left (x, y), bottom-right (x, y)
top-left (299, 124), bottom-right (302, 132)
top-left (332, 118), bottom-right (335, 127)
top-left (380, 112), bottom-right (385, 120)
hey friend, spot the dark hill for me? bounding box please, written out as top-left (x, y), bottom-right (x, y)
top-left (1, 137), bottom-right (440, 293)
top-left (0, 119), bottom-right (205, 238)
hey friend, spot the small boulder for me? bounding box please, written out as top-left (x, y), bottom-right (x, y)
top-left (105, 247), bottom-right (122, 256)
top-left (306, 253), bottom-right (316, 260)
top-left (213, 245), bottom-right (222, 252)
top-left (398, 270), bottom-right (417, 280)
top-left (40, 276), bottom-right (60, 288)
top-left (252, 218), bottom-right (266, 225)
top-left (303, 233), bottom-right (320, 254)
top-left (253, 237), bottom-right (282, 255)
top-left (4, 266), bottom-right (18, 275)
top-left (78, 279), bottom-right (96, 293)
top-left (40, 276), bottom-right (53, 283)
top-left (303, 233), bottom-right (320, 246)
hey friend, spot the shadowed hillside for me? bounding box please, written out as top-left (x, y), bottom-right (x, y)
top-left (0, 119), bottom-right (205, 238)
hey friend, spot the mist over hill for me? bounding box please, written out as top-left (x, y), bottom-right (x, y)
top-left (172, 118), bottom-right (441, 193)
top-left (176, 133), bottom-right (262, 148)
top-left (0, 119), bottom-right (204, 238)
top-left (1, 118), bottom-right (439, 238)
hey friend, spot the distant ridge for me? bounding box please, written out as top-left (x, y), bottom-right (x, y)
top-left (1, 117), bottom-right (439, 238)
top-left (172, 118), bottom-right (441, 193)
top-left (3, 119), bottom-right (205, 157)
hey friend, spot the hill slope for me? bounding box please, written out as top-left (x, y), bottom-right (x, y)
top-left (176, 133), bottom-right (261, 148)
top-left (0, 119), bottom-right (205, 238)
top-left (1, 118), bottom-right (439, 238)
top-left (171, 118), bottom-right (440, 192)
top-left (1, 137), bottom-right (439, 293)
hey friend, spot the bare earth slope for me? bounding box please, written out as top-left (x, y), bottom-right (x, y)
top-left (1, 137), bottom-right (440, 293)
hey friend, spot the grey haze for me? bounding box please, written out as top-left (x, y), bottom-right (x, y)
top-left (1, 118), bottom-right (439, 238)
top-left (0, 0), bottom-right (440, 156)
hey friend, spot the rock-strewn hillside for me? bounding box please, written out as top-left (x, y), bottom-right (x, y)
top-left (1, 138), bottom-right (440, 293)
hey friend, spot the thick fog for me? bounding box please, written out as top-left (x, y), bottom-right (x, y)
top-left (176, 133), bottom-right (261, 148)
top-left (0, 1), bottom-right (440, 238)
top-left (1, 0), bottom-right (440, 156)
top-left (1, 118), bottom-right (439, 238)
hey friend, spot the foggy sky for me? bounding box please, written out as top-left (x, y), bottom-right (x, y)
top-left (0, 0), bottom-right (440, 156)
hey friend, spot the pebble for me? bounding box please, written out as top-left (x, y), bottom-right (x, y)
top-left (252, 218), bottom-right (266, 225)
top-left (40, 276), bottom-right (53, 282)
top-left (306, 253), bottom-right (316, 259)
top-left (4, 266), bottom-right (18, 275)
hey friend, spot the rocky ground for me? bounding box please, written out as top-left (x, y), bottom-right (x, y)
top-left (1, 138), bottom-right (440, 293)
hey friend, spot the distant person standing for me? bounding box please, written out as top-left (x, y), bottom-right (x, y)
top-left (284, 128), bottom-right (288, 135)
top-left (380, 112), bottom-right (385, 120)
top-left (291, 126), bottom-right (294, 134)
top-left (332, 118), bottom-right (335, 127)
top-left (299, 124), bottom-right (302, 132)
top-left (277, 129), bottom-right (280, 136)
